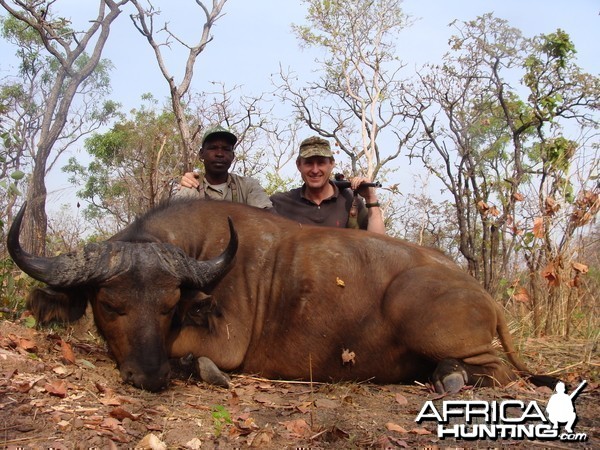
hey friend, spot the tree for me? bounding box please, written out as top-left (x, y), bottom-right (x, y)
top-left (0, 0), bottom-right (128, 255)
top-left (63, 95), bottom-right (183, 234)
top-left (405, 14), bottom-right (599, 334)
top-left (276, 0), bottom-right (417, 180)
top-left (129, 0), bottom-right (228, 173)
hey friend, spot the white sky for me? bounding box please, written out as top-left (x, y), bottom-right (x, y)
top-left (103, 0), bottom-right (600, 112)
top-left (1, 0), bottom-right (599, 211)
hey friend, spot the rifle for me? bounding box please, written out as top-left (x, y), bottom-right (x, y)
top-left (333, 173), bottom-right (382, 190)
top-left (569, 380), bottom-right (587, 401)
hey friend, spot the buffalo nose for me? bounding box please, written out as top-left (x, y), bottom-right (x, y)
top-left (121, 363), bottom-right (170, 392)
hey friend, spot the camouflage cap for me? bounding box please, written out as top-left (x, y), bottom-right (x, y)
top-left (298, 136), bottom-right (333, 159)
top-left (201, 125), bottom-right (237, 147)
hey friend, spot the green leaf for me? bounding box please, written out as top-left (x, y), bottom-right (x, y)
top-left (10, 170), bottom-right (25, 180)
top-left (23, 315), bottom-right (37, 328)
top-left (78, 359), bottom-right (96, 369)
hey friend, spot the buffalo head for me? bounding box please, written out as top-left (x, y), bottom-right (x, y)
top-left (7, 202), bottom-right (238, 392)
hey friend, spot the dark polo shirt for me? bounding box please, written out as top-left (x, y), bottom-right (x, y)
top-left (270, 181), bottom-right (369, 229)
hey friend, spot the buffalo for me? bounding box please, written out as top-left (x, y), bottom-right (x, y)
top-left (8, 199), bottom-right (551, 393)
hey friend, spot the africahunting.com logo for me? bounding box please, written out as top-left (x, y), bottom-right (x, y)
top-left (415, 380), bottom-right (588, 442)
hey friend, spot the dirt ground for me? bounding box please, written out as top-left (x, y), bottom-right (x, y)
top-left (0, 315), bottom-right (598, 449)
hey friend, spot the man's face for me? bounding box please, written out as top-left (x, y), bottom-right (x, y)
top-left (296, 156), bottom-right (334, 189)
top-left (200, 137), bottom-right (235, 176)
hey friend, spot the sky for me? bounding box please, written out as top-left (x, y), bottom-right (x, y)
top-left (1, 0), bottom-right (599, 213)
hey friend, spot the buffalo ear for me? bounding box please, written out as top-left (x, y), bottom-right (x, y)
top-left (27, 287), bottom-right (88, 324)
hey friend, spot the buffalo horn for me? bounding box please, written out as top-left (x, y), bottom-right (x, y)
top-left (8, 203), bottom-right (238, 288)
top-left (7, 202), bottom-right (54, 283)
top-left (7, 202), bottom-right (132, 286)
top-left (180, 217), bottom-right (238, 287)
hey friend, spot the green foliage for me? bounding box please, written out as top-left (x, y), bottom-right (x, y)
top-left (262, 172), bottom-right (296, 196)
top-left (539, 137), bottom-right (577, 173)
top-left (62, 99), bottom-right (184, 224)
top-left (541, 29), bottom-right (576, 69)
top-left (0, 256), bottom-right (32, 318)
top-left (211, 405), bottom-right (232, 438)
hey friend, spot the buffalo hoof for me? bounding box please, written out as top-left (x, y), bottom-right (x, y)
top-left (432, 358), bottom-right (469, 394)
top-left (196, 356), bottom-right (231, 388)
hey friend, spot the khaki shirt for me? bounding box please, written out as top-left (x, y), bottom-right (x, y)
top-left (175, 173), bottom-right (273, 209)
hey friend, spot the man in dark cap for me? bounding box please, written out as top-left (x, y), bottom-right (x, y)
top-left (175, 125), bottom-right (273, 209)
top-left (270, 136), bottom-right (385, 234)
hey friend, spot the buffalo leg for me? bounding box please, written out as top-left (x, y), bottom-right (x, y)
top-left (432, 358), bottom-right (469, 394)
top-left (196, 356), bottom-right (231, 388)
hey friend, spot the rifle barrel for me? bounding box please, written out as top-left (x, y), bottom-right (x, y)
top-left (333, 180), bottom-right (382, 189)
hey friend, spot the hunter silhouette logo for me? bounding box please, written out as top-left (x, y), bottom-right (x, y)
top-left (415, 380), bottom-right (589, 442)
top-left (546, 380), bottom-right (586, 434)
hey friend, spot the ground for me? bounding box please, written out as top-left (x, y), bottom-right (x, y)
top-left (0, 316), bottom-right (598, 449)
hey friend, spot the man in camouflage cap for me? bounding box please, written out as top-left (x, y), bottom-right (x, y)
top-left (270, 136), bottom-right (385, 234)
top-left (175, 125), bottom-right (272, 209)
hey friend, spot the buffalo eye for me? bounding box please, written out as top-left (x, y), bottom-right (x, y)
top-left (160, 304), bottom-right (177, 316)
top-left (99, 301), bottom-right (125, 316)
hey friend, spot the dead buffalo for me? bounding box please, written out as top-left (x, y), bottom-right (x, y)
top-left (8, 199), bottom-right (550, 393)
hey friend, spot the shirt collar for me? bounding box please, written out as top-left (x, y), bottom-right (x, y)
top-left (300, 180), bottom-right (339, 202)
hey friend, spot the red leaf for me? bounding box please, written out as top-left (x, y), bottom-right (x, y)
top-left (109, 407), bottom-right (137, 421)
top-left (410, 427), bottom-right (432, 435)
top-left (45, 380), bottom-right (68, 397)
top-left (542, 262), bottom-right (560, 287)
top-left (61, 340), bottom-right (76, 364)
top-left (279, 419), bottom-right (311, 437)
top-left (533, 217), bottom-right (545, 239)
top-left (386, 422), bottom-right (408, 433)
top-left (512, 286), bottom-right (530, 303)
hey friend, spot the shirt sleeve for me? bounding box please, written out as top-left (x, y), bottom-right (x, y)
top-left (243, 177), bottom-right (274, 209)
top-left (356, 197), bottom-right (369, 230)
top-left (173, 186), bottom-right (201, 199)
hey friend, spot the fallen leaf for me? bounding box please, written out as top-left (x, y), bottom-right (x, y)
top-left (60, 340), bottom-right (76, 364)
top-left (410, 427), bottom-right (432, 435)
top-left (336, 277), bottom-right (345, 287)
top-left (100, 396), bottom-right (123, 406)
top-left (109, 407), bottom-right (137, 421)
top-left (44, 380), bottom-right (67, 398)
top-left (386, 422), bottom-right (408, 433)
top-left (101, 417), bottom-right (123, 432)
top-left (185, 438), bottom-right (203, 449)
top-left (395, 393), bottom-right (408, 405)
top-left (247, 428), bottom-right (274, 447)
top-left (137, 433), bottom-right (167, 450)
top-left (53, 365), bottom-right (70, 376)
top-left (279, 418), bottom-right (312, 438)
top-left (78, 359), bottom-right (96, 369)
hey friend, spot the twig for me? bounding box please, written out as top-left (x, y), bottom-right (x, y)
top-left (545, 361), bottom-right (584, 376)
top-left (230, 374), bottom-right (326, 385)
top-left (1, 436), bottom-right (59, 445)
top-left (309, 429), bottom-right (328, 441)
